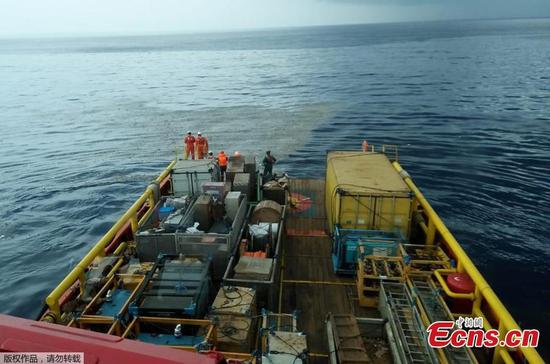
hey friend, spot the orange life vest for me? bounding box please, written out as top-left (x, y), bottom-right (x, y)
top-left (218, 153), bottom-right (228, 166)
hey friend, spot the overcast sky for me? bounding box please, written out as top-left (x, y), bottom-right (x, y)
top-left (2, 0), bottom-right (550, 37)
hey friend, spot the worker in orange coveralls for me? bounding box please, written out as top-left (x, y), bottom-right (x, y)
top-left (195, 132), bottom-right (209, 159)
top-left (217, 150), bottom-right (228, 181)
top-left (184, 131), bottom-right (196, 160)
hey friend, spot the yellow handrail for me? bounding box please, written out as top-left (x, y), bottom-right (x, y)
top-left (392, 161), bottom-right (543, 364)
top-left (44, 160), bottom-right (176, 320)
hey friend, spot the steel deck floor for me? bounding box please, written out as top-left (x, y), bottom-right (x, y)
top-left (280, 179), bottom-right (366, 364)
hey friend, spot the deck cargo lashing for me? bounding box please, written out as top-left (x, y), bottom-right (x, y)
top-left (325, 152), bottom-right (413, 274)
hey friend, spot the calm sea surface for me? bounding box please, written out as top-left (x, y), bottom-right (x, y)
top-left (1, 18), bottom-right (549, 354)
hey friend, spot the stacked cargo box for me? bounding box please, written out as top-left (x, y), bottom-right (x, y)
top-left (261, 178), bottom-right (288, 206)
top-left (260, 313), bottom-right (309, 364)
top-left (136, 192), bottom-right (248, 280)
top-left (209, 286), bottom-right (257, 353)
top-left (223, 201), bottom-right (285, 309)
top-left (172, 159), bottom-right (216, 197)
top-left (233, 172), bottom-right (253, 199)
top-left (226, 156), bottom-right (244, 183)
top-left (325, 152), bottom-right (414, 275)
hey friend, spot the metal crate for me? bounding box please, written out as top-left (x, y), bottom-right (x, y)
top-left (131, 254), bottom-right (212, 318)
top-left (223, 205), bottom-right (286, 309)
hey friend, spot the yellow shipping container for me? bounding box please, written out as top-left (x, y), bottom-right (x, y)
top-left (325, 152), bottom-right (413, 238)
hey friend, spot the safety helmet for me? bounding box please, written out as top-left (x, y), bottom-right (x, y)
top-left (198, 132), bottom-right (202, 135)
top-left (208, 151), bottom-right (213, 155)
top-left (187, 131), bottom-right (191, 134)
top-left (234, 151), bottom-right (241, 157)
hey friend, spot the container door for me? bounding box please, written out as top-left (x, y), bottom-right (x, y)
top-left (337, 194), bottom-right (375, 230)
top-left (338, 194), bottom-right (411, 237)
top-left (373, 196), bottom-right (411, 237)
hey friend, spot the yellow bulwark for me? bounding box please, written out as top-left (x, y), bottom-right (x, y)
top-left (393, 161), bottom-right (543, 364)
top-left (43, 160), bottom-right (176, 321)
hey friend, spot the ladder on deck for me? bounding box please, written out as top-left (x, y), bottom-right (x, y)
top-left (410, 277), bottom-right (477, 364)
top-left (380, 282), bottom-right (437, 364)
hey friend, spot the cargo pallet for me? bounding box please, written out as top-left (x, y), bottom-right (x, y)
top-left (400, 244), bottom-right (452, 275)
top-left (356, 250), bottom-right (406, 308)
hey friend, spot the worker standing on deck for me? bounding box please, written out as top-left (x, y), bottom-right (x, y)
top-left (196, 132), bottom-right (209, 159)
top-left (184, 131), bottom-right (196, 160)
top-left (207, 151), bottom-right (214, 160)
top-left (262, 150), bottom-right (277, 178)
top-left (362, 139), bottom-right (369, 152)
top-left (217, 150), bottom-right (228, 181)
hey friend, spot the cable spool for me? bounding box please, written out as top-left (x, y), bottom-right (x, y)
top-left (250, 200), bottom-right (282, 224)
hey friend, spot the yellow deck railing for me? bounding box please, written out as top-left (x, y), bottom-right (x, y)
top-left (392, 161), bottom-right (543, 364)
top-left (43, 160), bottom-right (176, 321)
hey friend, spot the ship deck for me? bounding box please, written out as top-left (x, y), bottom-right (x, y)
top-left (281, 179), bottom-right (378, 364)
top-left (30, 157), bottom-right (543, 363)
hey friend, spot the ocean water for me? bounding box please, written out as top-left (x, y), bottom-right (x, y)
top-left (1, 19), bottom-right (549, 354)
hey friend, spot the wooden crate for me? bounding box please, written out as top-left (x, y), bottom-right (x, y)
top-left (214, 315), bottom-right (255, 353)
top-left (211, 286), bottom-right (257, 317)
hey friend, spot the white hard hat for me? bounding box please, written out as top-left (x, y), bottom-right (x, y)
top-left (208, 150), bottom-right (213, 155)
top-left (198, 131), bottom-right (202, 135)
top-left (187, 130), bottom-right (191, 134)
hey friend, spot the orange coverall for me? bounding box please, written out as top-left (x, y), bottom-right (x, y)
top-left (218, 152), bottom-right (228, 181)
top-left (184, 135), bottom-right (196, 160)
top-left (196, 136), bottom-right (209, 159)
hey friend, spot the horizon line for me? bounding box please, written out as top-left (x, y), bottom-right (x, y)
top-left (1, 15), bottom-right (548, 41)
